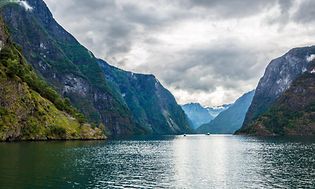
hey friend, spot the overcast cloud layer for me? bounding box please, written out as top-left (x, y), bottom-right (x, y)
top-left (44, 0), bottom-right (315, 106)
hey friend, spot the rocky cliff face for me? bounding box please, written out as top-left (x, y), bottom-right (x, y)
top-left (197, 90), bottom-right (254, 134)
top-left (99, 60), bottom-right (192, 134)
top-left (242, 46), bottom-right (315, 130)
top-left (238, 46), bottom-right (315, 135)
top-left (1, 0), bottom-right (137, 136)
top-left (0, 17), bottom-right (105, 141)
top-left (237, 73), bottom-right (315, 136)
top-left (1, 0), bottom-right (191, 136)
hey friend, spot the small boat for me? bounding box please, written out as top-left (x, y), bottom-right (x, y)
top-left (183, 134), bottom-right (187, 137)
top-left (206, 133), bottom-right (210, 135)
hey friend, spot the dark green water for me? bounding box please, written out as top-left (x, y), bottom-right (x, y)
top-left (0, 135), bottom-right (314, 189)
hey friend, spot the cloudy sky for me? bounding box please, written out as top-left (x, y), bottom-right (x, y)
top-left (43, 0), bottom-right (315, 107)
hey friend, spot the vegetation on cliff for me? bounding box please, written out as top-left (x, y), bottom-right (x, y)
top-left (237, 73), bottom-right (315, 136)
top-left (0, 18), bottom-right (105, 141)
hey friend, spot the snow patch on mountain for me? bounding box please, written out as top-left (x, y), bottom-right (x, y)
top-left (206, 104), bottom-right (231, 118)
top-left (18, 1), bottom-right (33, 11)
top-left (306, 54), bottom-right (315, 62)
top-left (3, 0), bottom-right (33, 11)
top-left (0, 41), bottom-right (3, 51)
top-left (182, 103), bottom-right (232, 129)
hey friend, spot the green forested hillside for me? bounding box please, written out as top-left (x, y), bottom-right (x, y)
top-left (0, 18), bottom-right (105, 141)
top-left (237, 73), bottom-right (315, 136)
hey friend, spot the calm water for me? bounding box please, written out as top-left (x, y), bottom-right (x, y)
top-left (0, 135), bottom-right (314, 189)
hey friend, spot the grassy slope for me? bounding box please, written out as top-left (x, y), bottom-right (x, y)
top-left (0, 18), bottom-right (105, 141)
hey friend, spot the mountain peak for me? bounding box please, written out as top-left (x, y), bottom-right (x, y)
top-left (182, 102), bottom-right (203, 108)
top-left (1, 1), bottom-right (192, 136)
top-left (240, 45), bottom-right (315, 134)
top-left (181, 102), bottom-right (232, 129)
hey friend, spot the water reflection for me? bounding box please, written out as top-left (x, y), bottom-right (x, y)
top-left (0, 135), bottom-right (314, 188)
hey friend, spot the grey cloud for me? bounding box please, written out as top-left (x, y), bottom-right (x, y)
top-left (293, 0), bottom-right (315, 24)
top-left (46, 0), bottom-right (188, 57)
top-left (43, 0), bottom-right (315, 106)
top-left (134, 39), bottom-right (265, 94)
top-left (164, 46), bottom-right (259, 91)
top-left (180, 0), bottom-right (277, 18)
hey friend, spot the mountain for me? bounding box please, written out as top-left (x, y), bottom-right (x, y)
top-left (242, 46), bottom-right (315, 128)
top-left (197, 91), bottom-right (255, 134)
top-left (238, 46), bottom-right (315, 135)
top-left (181, 103), bottom-right (231, 129)
top-left (98, 60), bottom-right (192, 134)
top-left (0, 17), bottom-right (105, 141)
top-left (181, 103), bottom-right (213, 129)
top-left (238, 74), bottom-right (315, 135)
top-left (1, 0), bottom-right (191, 136)
top-left (206, 104), bottom-right (231, 118)
top-left (1, 0), bottom-right (135, 136)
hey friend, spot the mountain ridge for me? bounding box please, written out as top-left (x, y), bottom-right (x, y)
top-left (197, 90), bottom-right (254, 134)
top-left (238, 46), bottom-right (315, 135)
top-left (1, 0), bottom-right (192, 136)
top-left (0, 16), bottom-right (105, 141)
top-left (181, 102), bottom-right (231, 129)
top-left (98, 59), bottom-right (192, 134)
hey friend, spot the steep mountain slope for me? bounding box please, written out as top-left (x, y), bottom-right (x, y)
top-left (242, 46), bottom-right (315, 130)
top-left (1, 0), bottom-right (191, 136)
top-left (237, 68), bottom-right (315, 135)
top-left (0, 17), bottom-right (104, 141)
top-left (99, 60), bottom-right (192, 134)
top-left (1, 0), bottom-right (136, 136)
top-left (181, 103), bottom-right (213, 129)
top-left (197, 91), bottom-right (255, 134)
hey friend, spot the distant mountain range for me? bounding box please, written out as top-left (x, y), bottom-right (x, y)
top-left (206, 104), bottom-right (232, 119)
top-left (181, 103), bottom-right (231, 129)
top-left (197, 91), bottom-right (255, 134)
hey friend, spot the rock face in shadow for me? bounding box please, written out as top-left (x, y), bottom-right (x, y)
top-left (98, 60), bottom-right (192, 135)
top-left (238, 46), bottom-right (315, 135)
top-left (237, 73), bottom-right (315, 136)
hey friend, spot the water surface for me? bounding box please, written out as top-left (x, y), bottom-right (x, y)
top-left (0, 135), bottom-right (314, 188)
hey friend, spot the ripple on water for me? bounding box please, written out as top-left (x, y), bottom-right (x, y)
top-left (0, 135), bottom-right (314, 189)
